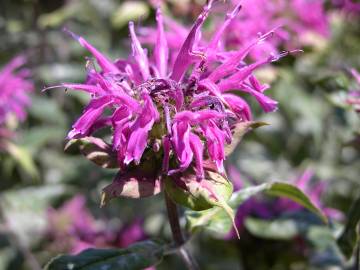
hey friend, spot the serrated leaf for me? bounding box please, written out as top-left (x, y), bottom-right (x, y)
top-left (337, 196), bottom-right (360, 259)
top-left (44, 240), bottom-right (165, 270)
top-left (186, 182), bottom-right (327, 236)
top-left (225, 121), bottom-right (269, 156)
top-left (65, 137), bottom-right (118, 168)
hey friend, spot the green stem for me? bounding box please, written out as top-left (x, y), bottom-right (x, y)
top-left (164, 192), bottom-right (200, 270)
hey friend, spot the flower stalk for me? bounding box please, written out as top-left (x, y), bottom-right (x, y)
top-left (164, 191), bottom-right (199, 270)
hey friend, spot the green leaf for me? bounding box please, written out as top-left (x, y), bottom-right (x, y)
top-left (65, 137), bottom-right (119, 169)
top-left (3, 141), bottom-right (39, 179)
top-left (0, 184), bottom-right (66, 247)
top-left (165, 161), bottom-right (239, 237)
top-left (29, 96), bottom-right (67, 125)
top-left (264, 182), bottom-right (327, 223)
top-left (186, 182), bottom-right (327, 236)
top-left (44, 240), bottom-right (165, 270)
top-left (337, 196), bottom-right (360, 259)
top-left (164, 168), bottom-right (233, 211)
top-left (111, 1), bottom-right (150, 29)
top-left (244, 217), bottom-right (298, 240)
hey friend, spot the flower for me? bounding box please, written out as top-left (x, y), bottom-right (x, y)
top-left (332, 0), bottom-right (360, 15)
top-left (227, 167), bottom-right (343, 235)
top-left (50, 1), bottom-right (290, 185)
top-left (224, 0), bottom-right (329, 59)
top-left (0, 56), bottom-right (33, 138)
top-left (347, 69), bottom-right (360, 113)
top-left (145, 0), bottom-right (328, 60)
top-left (47, 195), bottom-right (148, 254)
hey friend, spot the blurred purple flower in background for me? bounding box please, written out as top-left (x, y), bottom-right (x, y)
top-left (147, 0), bottom-right (329, 60)
top-left (227, 166), bottom-right (343, 235)
top-left (49, 1), bottom-right (290, 182)
top-left (225, 0), bottom-right (329, 59)
top-left (332, 0), bottom-right (360, 15)
top-left (47, 195), bottom-right (148, 254)
top-left (0, 56), bottom-right (33, 139)
top-left (347, 69), bottom-right (360, 113)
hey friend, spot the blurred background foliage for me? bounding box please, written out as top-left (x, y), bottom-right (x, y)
top-left (0, 0), bottom-right (359, 269)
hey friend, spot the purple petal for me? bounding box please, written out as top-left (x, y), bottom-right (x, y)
top-left (68, 96), bottom-right (114, 138)
top-left (124, 94), bottom-right (159, 165)
top-left (65, 29), bottom-right (119, 73)
top-left (189, 133), bottom-right (204, 180)
top-left (170, 0), bottom-right (214, 81)
top-left (154, 8), bottom-right (169, 77)
top-left (129, 22), bottom-right (150, 81)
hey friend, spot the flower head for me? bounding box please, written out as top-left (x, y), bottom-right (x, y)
top-left (0, 56), bottom-right (33, 138)
top-left (51, 1), bottom-right (288, 187)
top-left (146, 1), bottom-right (328, 60)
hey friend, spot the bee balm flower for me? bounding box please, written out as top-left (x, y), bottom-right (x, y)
top-left (50, 1), bottom-right (291, 200)
top-left (0, 56), bottom-right (33, 138)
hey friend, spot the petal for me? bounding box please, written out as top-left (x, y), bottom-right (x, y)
top-left (65, 29), bottom-right (119, 73)
top-left (171, 121), bottom-right (193, 171)
top-left (129, 21), bottom-right (150, 81)
top-left (223, 93), bottom-right (252, 121)
top-left (124, 94), bottom-right (159, 164)
top-left (171, 0), bottom-right (214, 81)
top-left (189, 133), bottom-right (204, 180)
top-left (68, 96), bottom-right (113, 138)
top-left (154, 8), bottom-right (169, 77)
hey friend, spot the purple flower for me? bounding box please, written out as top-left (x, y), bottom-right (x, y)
top-left (223, 0), bottom-right (329, 59)
top-left (347, 69), bottom-right (360, 113)
top-left (0, 56), bottom-right (33, 137)
top-left (332, 0), bottom-right (360, 15)
top-left (146, 1), bottom-right (328, 60)
top-left (47, 195), bottom-right (148, 254)
top-left (49, 2), bottom-right (286, 183)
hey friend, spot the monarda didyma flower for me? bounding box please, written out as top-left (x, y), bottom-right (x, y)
top-left (147, 0), bottom-right (327, 60)
top-left (49, 1), bottom-right (295, 213)
top-left (225, 0), bottom-right (329, 59)
top-left (0, 56), bottom-right (33, 140)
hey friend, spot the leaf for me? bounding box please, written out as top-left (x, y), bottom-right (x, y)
top-left (101, 163), bottom-right (162, 204)
top-left (20, 126), bottom-right (66, 152)
top-left (337, 196), bottom-right (360, 259)
top-left (164, 169), bottom-right (233, 211)
top-left (3, 141), bottom-right (39, 179)
top-left (186, 182), bottom-right (327, 236)
top-left (29, 96), bottom-right (67, 125)
top-left (65, 137), bottom-right (119, 169)
top-left (45, 240), bottom-right (165, 270)
top-left (0, 185), bottom-right (66, 247)
top-left (225, 121), bottom-right (269, 156)
top-left (244, 218), bottom-right (298, 240)
top-left (165, 161), bottom-right (239, 237)
top-left (111, 2), bottom-right (150, 29)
